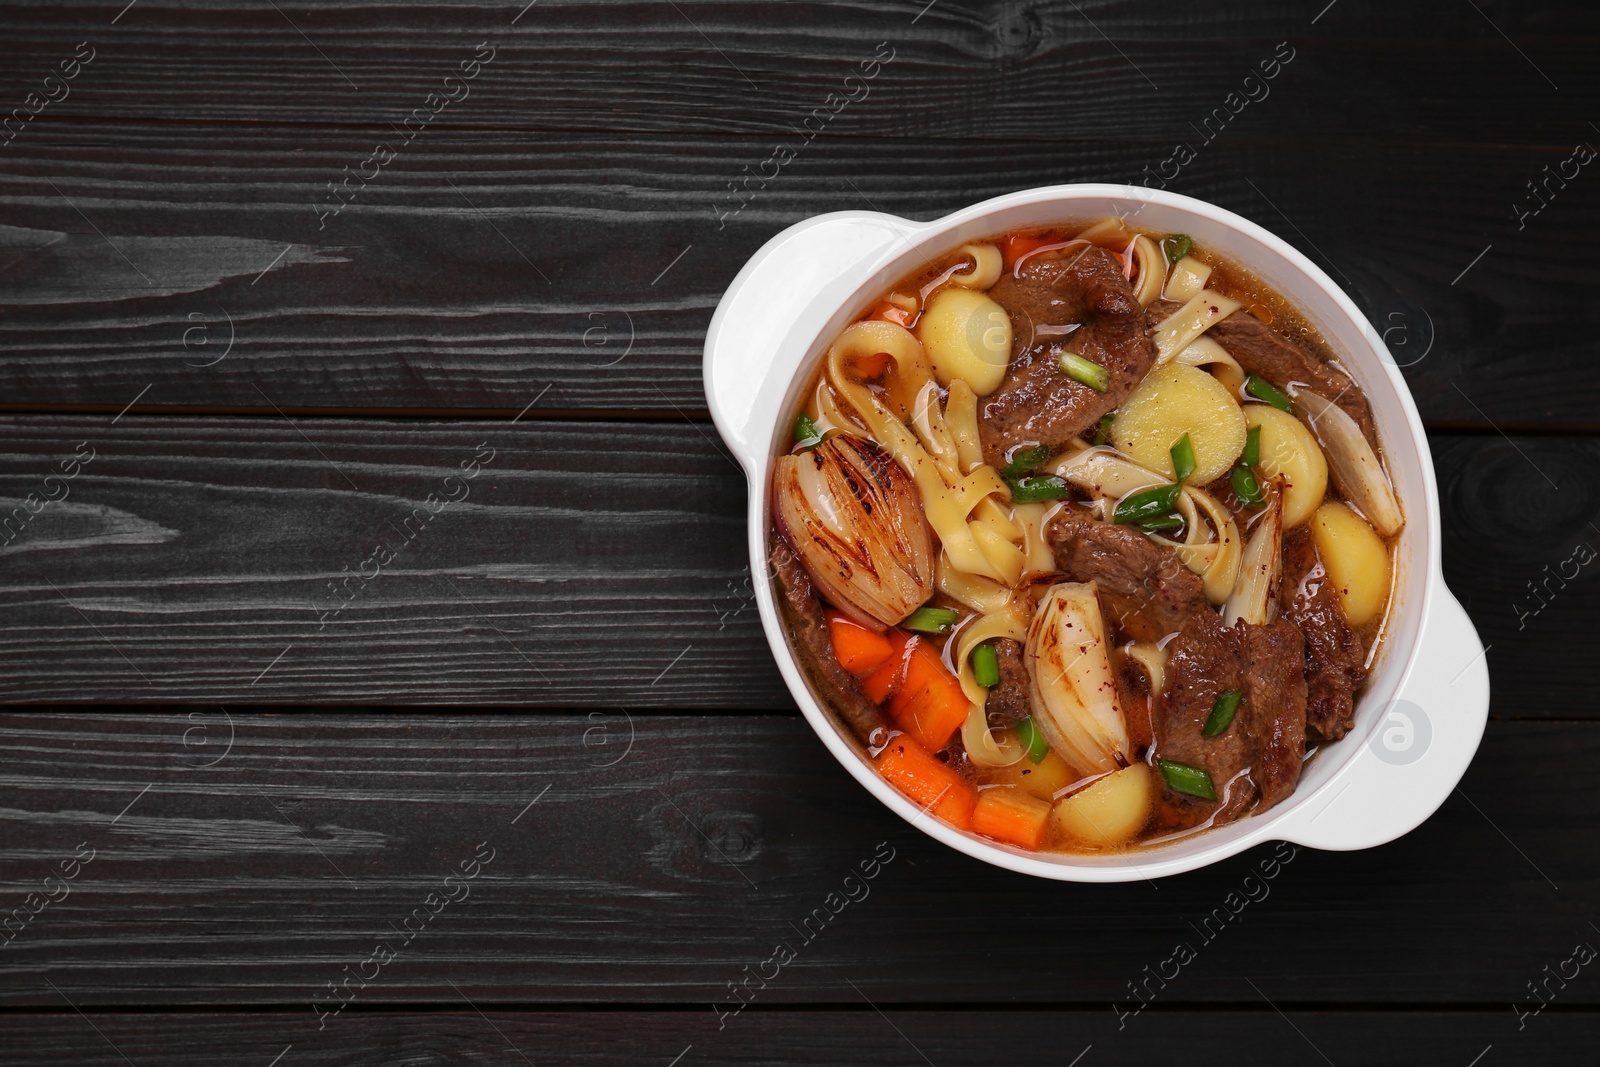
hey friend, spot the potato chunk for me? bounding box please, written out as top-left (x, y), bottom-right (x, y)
top-left (1050, 763), bottom-right (1154, 848)
top-left (1245, 405), bottom-right (1328, 528)
top-left (986, 747), bottom-right (1076, 802)
top-left (1310, 501), bottom-right (1391, 626)
top-left (918, 287), bottom-right (1012, 396)
top-left (1110, 363), bottom-right (1245, 485)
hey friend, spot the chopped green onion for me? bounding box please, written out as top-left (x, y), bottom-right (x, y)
top-left (1001, 443), bottom-right (1052, 481)
top-left (793, 413), bottom-right (823, 449)
top-left (1136, 512), bottom-right (1185, 532)
top-left (1007, 475), bottom-right (1072, 503)
top-left (1015, 716), bottom-right (1050, 764)
top-left (1059, 351), bottom-right (1110, 393)
top-left (903, 606), bottom-right (960, 634)
top-left (1162, 233), bottom-right (1193, 263)
top-left (1113, 482), bottom-right (1181, 525)
top-left (1245, 374), bottom-right (1294, 414)
top-left (971, 643), bottom-right (1000, 687)
top-left (1157, 758), bottom-right (1217, 801)
top-left (1170, 433), bottom-right (1196, 485)
top-left (1242, 424), bottom-right (1261, 468)
top-left (1092, 413), bottom-right (1115, 447)
top-left (1230, 464), bottom-right (1264, 507)
top-left (1202, 690), bottom-right (1244, 737)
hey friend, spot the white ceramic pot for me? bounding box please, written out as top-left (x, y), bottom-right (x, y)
top-left (704, 184), bottom-right (1490, 881)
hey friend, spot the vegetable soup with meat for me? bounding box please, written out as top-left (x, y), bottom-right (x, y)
top-left (769, 219), bottom-right (1402, 854)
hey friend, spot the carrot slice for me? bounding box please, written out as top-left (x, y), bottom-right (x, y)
top-left (874, 735), bottom-right (977, 831)
top-left (1001, 233), bottom-right (1059, 270)
top-left (972, 786), bottom-right (1052, 850)
top-left (889, 636), bottom-right (942, 703)
top-left (858, 631), bottom-right (970, 752)
top-left (860, 628), bottom-right (913, 704)
top-left (888, 638), bottom-right (969, 752)
top-left (826, 611), bottom-right (893, 676)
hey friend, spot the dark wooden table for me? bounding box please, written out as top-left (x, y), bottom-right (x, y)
top-left (1, 1), bottom-right (1595, 1063)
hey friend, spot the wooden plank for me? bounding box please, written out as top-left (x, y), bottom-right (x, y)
top-left (0, 1009), bottom-right (1593, 1066)
top-left (0, 415), bottom-right (773, 705)
top-left (0, 415), bottom-right (1589, 708)
top-left (0, 1), bottom-right (1593, 140)
top-left (0, 122), bottom-right (1595, 424)
top-left (0, 712), bottom-right (1590, 1007)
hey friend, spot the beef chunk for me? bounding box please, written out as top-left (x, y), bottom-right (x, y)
top-left (1114, 648), bottom-right (1155, 758)
top-left (769, 533), bottom-right (884, 743)
top-left (979, 245), bottom-right (1159, 467)
top-left (1152, 611), bottom-right (1251, 827)
top-left (1279, 526), bottom-right (1367, 742)
top-left (1240, 617), bottom-right (1309, 810)
top-left (1203, 309), bottom-right (1378, 449)
top-left (1149, 610), bottom-right (1307, 832)
top-left (985, 638), bottom-right (1030, 726)
top-left (1046, 504), bottom-right (1208, 642)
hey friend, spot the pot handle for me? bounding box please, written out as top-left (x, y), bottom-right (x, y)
top-left (1274, 585), bottom-right (1490, 851)
top-left (703, 210), bottom-right (922, 469)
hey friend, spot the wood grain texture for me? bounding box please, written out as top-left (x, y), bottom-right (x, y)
top-left (0, 415), bottom-right (1590, 709)
top-left (0, 120), bottom-right (1595, 424)
top-left (1, 1009), bottom-right (1592, 1067)
top-left (0, 0), bottom-right (1594, 139)
top-left (0, 415), bottom-right (769, 705)
top-left (0, 712), bottom-right (1589, 1008)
